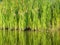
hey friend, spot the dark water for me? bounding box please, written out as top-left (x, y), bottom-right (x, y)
top-left (0, 30), bottom-right (60, 45)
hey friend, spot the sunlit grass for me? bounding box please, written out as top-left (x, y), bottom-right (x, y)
top-left (0, 0), bottom-right (60, 45)
top-left (0, 0), bottom-right (60, 30)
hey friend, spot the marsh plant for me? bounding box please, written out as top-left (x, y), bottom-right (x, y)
top-left (0, 0), bottom-right (60, 30)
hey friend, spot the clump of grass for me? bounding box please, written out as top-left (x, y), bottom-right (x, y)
top-left (0, 0), bottom-right (60, 30)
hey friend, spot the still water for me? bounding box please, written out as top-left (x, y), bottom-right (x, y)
top-left (0, 30), bottom-right (60, 45)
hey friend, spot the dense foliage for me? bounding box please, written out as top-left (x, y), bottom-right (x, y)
top-left (0, 0), bottom-right (60, 30)
top-left (0, 0), bottom-right (60, 45)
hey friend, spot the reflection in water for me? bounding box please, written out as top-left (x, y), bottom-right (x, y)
top-left (0, 30), bottom-right (60, 45)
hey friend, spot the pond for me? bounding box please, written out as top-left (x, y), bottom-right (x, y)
top-left (0, 30), bottom-right (60, 45)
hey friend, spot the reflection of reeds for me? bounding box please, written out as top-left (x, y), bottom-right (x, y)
top-left (0, 30), bottom-right (60, 45)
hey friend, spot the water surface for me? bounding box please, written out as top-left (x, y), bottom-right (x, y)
top-left (0, 30), bottom-right (60, 45)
